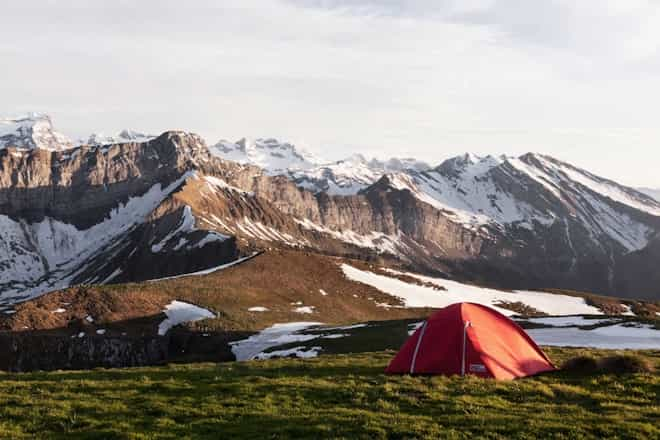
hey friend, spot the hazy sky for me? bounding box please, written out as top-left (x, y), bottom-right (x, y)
top-left (2, 1), bottom-right (660, 187)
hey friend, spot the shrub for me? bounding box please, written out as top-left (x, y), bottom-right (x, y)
top-left (561, 354), bottom-right (654, 375)
top-left (493, 301), bottom-right (545, 317)
top-left (598, 355), bottom-right (654, 374)
top-left (561, 356), bottom-right (599, 374)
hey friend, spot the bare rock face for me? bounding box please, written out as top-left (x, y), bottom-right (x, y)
top-left (0, 131), bottom-right (205, 227)
top-left (0, 333), bottom-right (169, 372)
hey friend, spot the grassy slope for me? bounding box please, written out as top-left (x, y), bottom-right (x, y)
top-left (0, 348), bottom-right (657, 439)
top-left (1, 251), bottom-right (431, 336)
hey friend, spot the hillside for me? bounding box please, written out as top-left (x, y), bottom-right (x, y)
top-left (0, 249), bottom-right (657, 371)
top-left (0, 349), bottom-right (657, 439)
top-left (3, 249), bottom-right (656, 334)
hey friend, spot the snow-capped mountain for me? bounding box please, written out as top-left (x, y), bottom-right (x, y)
top-left (638, 187), bottom-right (660, 202)
top-left (290, 154), bottom-right (431, 195)
top-left (0, 113), bottom-right (72, 150)
top-left (203, 140), bottom-right (660, 298)
top-left (83, 129), bottom-right (155, 146)
top-left (210, 138), bottom-right (318, 175)
top-left (209, 137), bottom-right (659, 254)
top-left (385, 153), bottom-right (660, 252)
top-left (0, 131), bottom-right (236, 302)
top-left (211, 138), bottom-right (430, 195)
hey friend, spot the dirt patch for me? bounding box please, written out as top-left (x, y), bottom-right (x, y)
top-left (0, 286), bottom-right (172, 335)
top-left (492, 301), bottom-right (547, 317)
top-left (627, 301), bottom-right (660, 319)
top-left (370, 267), bottom-right (447, 291)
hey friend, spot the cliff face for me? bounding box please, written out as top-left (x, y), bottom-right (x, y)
top-left (0, 333), bottom-right (169, 372)
top-left (0, 331), bottom-right (240, 372)
top-left (0, 131), bottom-right (204, 227)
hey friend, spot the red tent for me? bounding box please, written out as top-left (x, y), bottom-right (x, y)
top-left (386, 302), bottom-right (555, 380)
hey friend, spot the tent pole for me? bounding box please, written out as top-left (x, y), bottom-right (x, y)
top-left (461, 321), bottom-right (471, 376)
top-left (410, 321), bottom-right (427, 374)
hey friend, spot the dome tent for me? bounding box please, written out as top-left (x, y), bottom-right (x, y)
top-left (386, 302), bottom-right (555, 380)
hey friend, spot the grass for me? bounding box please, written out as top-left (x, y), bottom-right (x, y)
top-left (0, 348), bottom-right (656, 439)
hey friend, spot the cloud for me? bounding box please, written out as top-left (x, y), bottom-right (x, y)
top-left (0, 0), bottom-right (659, 186)
top-left (292, 1), bottom-right (660, 65)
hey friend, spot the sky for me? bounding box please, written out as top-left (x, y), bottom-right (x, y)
top-left (1, 0), bottom-right (660, 187)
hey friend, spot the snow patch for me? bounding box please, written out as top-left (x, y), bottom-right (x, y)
top-left (101, 268), bottom-right (123, 284)
top-left (523, 316), bottom-right (619, 327)
top-left (342, 264), bottom-right (602, 316)
top-left (253, 346), bottom-right (322, 360)
top-left (157, 300), bottom-right (215, 336)
top-left (203, 175), bottom-right (252, 195)
top-left (148, 253), bottom-right (259, 282)
top-left (229, 322), bottom-right (323, 361)
top-left (620, 304), bottom-right (636, 316)
top-left (151, 206), bottom-right (196, 253)
top-left (321, 323), bottom-right (368, 331)
top-left (528, 323), bottom-right (660, 349)
top-left (236, 217), bottom-right (304, 247)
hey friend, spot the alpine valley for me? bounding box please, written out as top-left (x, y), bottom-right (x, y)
top-left (0, 113), bottom-right (658, 371)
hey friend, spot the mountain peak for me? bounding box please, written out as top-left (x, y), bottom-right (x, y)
top-left (0, 113), bottom-right (72, 151)
top-left (209, 137), bottom-right (318, 174)
top-left (84, 129), bottom-right (155, 146)
top-left (342, 153), bottom-right (368, 164)
top-left (435, 153), bottom-right (504, 179)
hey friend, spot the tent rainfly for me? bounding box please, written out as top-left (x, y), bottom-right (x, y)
top-left (386, 302), bottom-right (556, 380)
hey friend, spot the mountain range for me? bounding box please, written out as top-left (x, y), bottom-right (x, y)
top-left (210, 137), bottom-right (430, 195)
top-left (0, 113), bottom-right (659, 304)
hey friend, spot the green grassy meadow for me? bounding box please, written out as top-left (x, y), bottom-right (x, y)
top-left (0, 348), bottom-right (657, 439)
